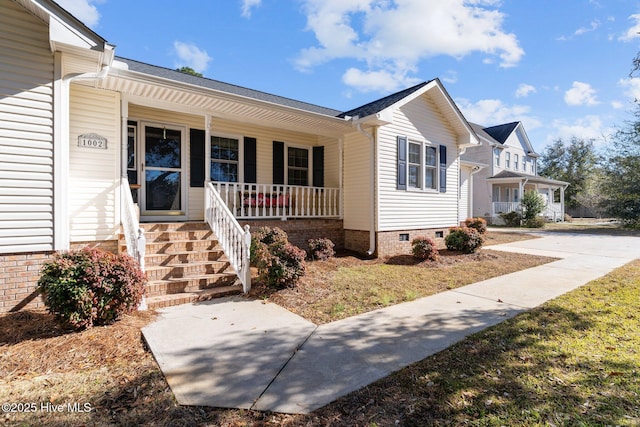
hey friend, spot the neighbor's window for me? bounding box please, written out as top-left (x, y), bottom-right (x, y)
top-left (514, 154), bottom-right (519, 170)
top-left (494, 148), bottom-right (501, 167)
top-left (505, 152), bottom-right (511, 169)
top-left (287, 146), bottom-right (309, 186)
top-left (211, 136), bottom-right (239, 182)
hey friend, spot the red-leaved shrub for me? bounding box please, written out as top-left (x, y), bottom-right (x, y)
top-left (37, 248), bottom-right (146, 329)
top-left (411, 236), bottom-right (439, 261)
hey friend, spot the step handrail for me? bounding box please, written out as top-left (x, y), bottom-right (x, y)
top-left (120, 177), bottom-right (146, 272)
top-left (205, 182), bottom-right (252, 293)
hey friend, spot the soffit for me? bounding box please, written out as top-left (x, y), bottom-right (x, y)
top-left (96, 71), bottom-right (353, 138)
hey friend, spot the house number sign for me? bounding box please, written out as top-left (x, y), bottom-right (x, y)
top-left (78, 133), bottom-right (107, 149)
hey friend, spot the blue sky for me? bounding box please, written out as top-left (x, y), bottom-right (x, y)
top-left (58, 0), bottom-right (640, 152)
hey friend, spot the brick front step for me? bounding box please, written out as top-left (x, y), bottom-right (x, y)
top-left (145, 285), bottom-right (242, 310)
top-left (145, 261), bottom-right (231, 281)
top-left (119, 221), bottom-right (242, 309)
top-left (143, 250), bottom-right (226, 268)
top-left (146, 273), bottom-right (239, 297)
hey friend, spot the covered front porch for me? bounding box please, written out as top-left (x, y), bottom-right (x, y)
top-left (488, 171), bottom-right (568, 223)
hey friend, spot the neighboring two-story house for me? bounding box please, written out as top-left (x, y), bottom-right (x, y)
top-left (463, 122), bottom-right (568, 224)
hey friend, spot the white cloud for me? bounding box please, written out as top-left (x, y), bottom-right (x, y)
top-left (618, 77), bottom-right (640, 101)
top-left (241, 0), bottom-right (262, 18)
top-left (619, 14), bottom-right (640, 41)
top-left (342, 67), bottom-right (421, 93)
top-left (173, 41), bottom-right (212, 74)
top-left (55, 0), bottom-right (102, 27)
top-left (515, 83), bottom-right (536, 98)
top-left (564, 81), bottom-right (599, 106)
top-left (574, 20), bottom-right (601, 36)
top-left (548, 115), bottom-right (611, 145)
top-left (456, 97), bottom-right (540, 129)
top-left (296, 0), bottom-right (523, 92)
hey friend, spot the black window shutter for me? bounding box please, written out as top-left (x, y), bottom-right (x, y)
top-left (397, 136), bottom-right (407, 190)
top-left (439, 145), bottom-right (447, 193)
top-left (244, 137), bottom-right (257, 183)
top-left (312, 146), bottom-right (324, 187)
top-left (189, 129), bottom-right (205, 187)
top-left (273, 141), bottom-right (285, 184)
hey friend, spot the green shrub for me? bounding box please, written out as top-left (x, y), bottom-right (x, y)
top-left (250, 226), bottom-right (288, 265)
top-left (251, 226), bottom-right (306, 288)
top-left (464, 217), bottom-right (488, 234)
top-left (522, 190), bottom-right (546, 222)
top-left (37, 248), bottom-right (146, 329)
top-left (308, 238), bottom-right (335, 261)
top-left (500, 211), bottom-right (522, 227)
top-left (445, 227), bottom-right (484, 254)
top-left (523, 216), bottom-right (546, 228)
top-left (411, 236), bottom-right (439, 261)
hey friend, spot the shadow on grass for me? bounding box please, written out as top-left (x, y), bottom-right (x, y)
top-left (313, 301), bottom-right (639, 426)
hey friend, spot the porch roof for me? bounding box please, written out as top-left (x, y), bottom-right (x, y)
top-left (487, 170), bottom-right (569, 187)
top-left (97, 58), bottom-right (355, 138)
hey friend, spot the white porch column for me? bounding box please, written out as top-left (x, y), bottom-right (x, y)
top-left (53, 52), bottom-right (70, 251)
top-left (205, 114), bottom-right (211, 183)
top-left (560, 186), bottom-right (565, 221)
top-left (120, 99), bottom-right (129, 178)
top-left (518, 180), bottom-right (524, 202)
top-left (339, 138), bottom-right (344, 219)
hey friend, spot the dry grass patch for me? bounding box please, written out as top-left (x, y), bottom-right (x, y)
top-left (251, 248), bottom-right (554, 324)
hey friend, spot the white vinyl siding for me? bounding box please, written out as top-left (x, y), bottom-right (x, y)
top-left (0, 0), bottom-right (54, 253)
top-left (378, 94), bottom-right (459, 231)
top-left (68, 85), bottom-right (120, 242)
top-left (343, 131), bottom-right (372, 230)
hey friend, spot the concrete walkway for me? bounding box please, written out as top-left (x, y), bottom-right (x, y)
top-left (142, 231), bottom-right (640, 414)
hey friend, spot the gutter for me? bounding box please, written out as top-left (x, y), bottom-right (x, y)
top-left (356, 122), bottom-right (377, 256)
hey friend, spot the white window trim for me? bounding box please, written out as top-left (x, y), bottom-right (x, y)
top-left (505, 152), bottom-right (511, 169)
top-left (285, 142), bottom-right (312, 186)
top-left (208, 132), bottom-right (244, 183)
top-left (494, 148), bottom-right (501, 167)
top-left (406, 139), bottom-right (439, 192)
top-left (514, 153), bottom-right (519, 171)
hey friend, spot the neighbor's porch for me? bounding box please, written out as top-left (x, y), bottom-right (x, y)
top-left (489, 177), bottom-right (568, 223)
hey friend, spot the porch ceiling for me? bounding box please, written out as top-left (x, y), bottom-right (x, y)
top-left (96, 70), bottom-right (354, 138)
top-left (487, 171), bottom-right (568, 187)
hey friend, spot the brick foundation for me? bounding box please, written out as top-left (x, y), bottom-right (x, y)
top-left (239, 219), bottom-right (344, 251)
top-left (345, 227), bottom-right (450, 258)
top-left (0, 251), bottom-right (53, 313)
top-left (0, 241), bottom-right (118, 314)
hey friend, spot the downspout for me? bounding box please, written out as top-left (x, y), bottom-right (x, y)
top-left (356, 123), bottom-right (376, 256)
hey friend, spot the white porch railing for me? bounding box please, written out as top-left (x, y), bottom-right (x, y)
top-left (120, 177), bottom-right (147, 310)
top-left (120, 177), bottom-right (146, 271)
top-left (205, 182), bottom-right (252, 293)
top-left (492, 202), bottom-right (520, 216)
top-left (492, 201), bottom-right (564, 222)
top-left (210, 182), bottom-right (341, 219)
top-left (543, 203), bottom-right (564, 222)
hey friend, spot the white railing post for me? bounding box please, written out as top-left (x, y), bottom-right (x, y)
top-left (120, 177), bottom-right (147, 310)
top-left (205, 182), bottom-right (251, 293)
top-left (242, 224), bottom-right (251, 293)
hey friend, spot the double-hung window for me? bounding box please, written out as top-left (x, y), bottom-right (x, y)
top-left (494, 148), bottom-right (501, 167)
top-left (211, 135), bottom-right (239, 182)
top-left (424, 146), bottom-right (437, 190)
top-left (505, 152), bottom-right (511, 169)
top-left (514, 154), bottom-right (519, 170)
top-left (407, 140), bottom-right (437, 190)
top-left (287, 146), bottom-right (309, 186)
top-left (408, 142), bottom-right (421, 188)
top-left (397, 136), bottom-right (445, 192)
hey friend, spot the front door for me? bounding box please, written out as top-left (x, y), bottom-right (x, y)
top-left (140, 123), bottom-right (187, 221)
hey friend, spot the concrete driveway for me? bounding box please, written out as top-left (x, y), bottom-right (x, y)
top-left (142, 231), bottom-right (640, 414)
